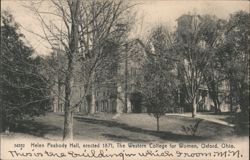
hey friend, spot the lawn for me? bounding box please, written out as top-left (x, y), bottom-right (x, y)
top-left (1, 112), bottom-right (239, 142)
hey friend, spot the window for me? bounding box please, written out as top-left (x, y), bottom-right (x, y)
top-left (96, 101), bottom-right (99, 111)
top-left (130, 67), bottom-right (137, 77)
top-left (101, 101), bottom-right (105, 111)
top-left (105, 101), bottom-right (108, 111)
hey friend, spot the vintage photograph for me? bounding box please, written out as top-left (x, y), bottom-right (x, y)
top-left (1, 0), bottom-right (249, 158)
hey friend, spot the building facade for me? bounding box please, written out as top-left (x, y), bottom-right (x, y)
top-left (51, 41), bottom-right (233, 114)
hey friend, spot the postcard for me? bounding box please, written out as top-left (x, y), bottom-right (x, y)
top-left (1, 0), bottom-right (249, 159)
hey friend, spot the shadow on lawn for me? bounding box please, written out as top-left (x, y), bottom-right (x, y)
top-left (13, 119), bottom-right (62, 139)
top-left (218, 116), bottom-right (235, 125)
top-left (75, 117), bottom-right (211, 142)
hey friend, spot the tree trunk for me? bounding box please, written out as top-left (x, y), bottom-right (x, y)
top-left (90, 72), bottom-right (96, 114)
top-left (213, 98), bottom-right (219, 114)
top-left (116, 82), bottom-right (124, 114)
top-left (90, 84), bottom-right (96, 114)
top-left (62, 0), bottom-right (80, 141)
top-left (57, 78), bottom-right (62, 112)
top-left (156, 116), bottom-right (160, 131)
top-left (63, 106), bottom-right (74, 140)
top-left (192, 96), bottom-right (197, 118)
top-left (127, 98), bottom-right (132, 113)
top-left (229, 79), bottom-right (233, 113)
top-left (216, 97), bottom-right (221, 114)
top-left (207, 79), bottom-right (220, 114)
top-left (63, 65), bottom-right (73, 140)
top-left (124, 44), bottom-right (128, 113)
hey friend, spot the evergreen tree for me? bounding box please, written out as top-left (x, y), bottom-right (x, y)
top-left (217, 11), bottom-right (249, 134)
top-left (0, 11), bottom-right (51, 132)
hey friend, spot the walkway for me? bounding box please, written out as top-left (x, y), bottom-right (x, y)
top-left (165, 113), bottom-right (235, 127)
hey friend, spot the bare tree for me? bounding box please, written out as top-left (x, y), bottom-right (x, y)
top-left (76, 0), bottom-right (136, 114)
top-left (26, 0), bottom-right (135, 140)
top-left (25, 0), bottom-right (81, 140)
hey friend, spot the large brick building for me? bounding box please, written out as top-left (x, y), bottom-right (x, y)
top-left (51, 41), bottom-right (233, 114)
top-left (51, 40), bottom-right (147, 114)
top-left (81, 41), bottom-right (147, 114)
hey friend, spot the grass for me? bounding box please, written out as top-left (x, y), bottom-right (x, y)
top-left (1, 112), bottom-right (238, 142)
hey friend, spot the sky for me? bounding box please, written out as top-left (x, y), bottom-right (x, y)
top-left (2, 0), bottom-right (250, 55)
